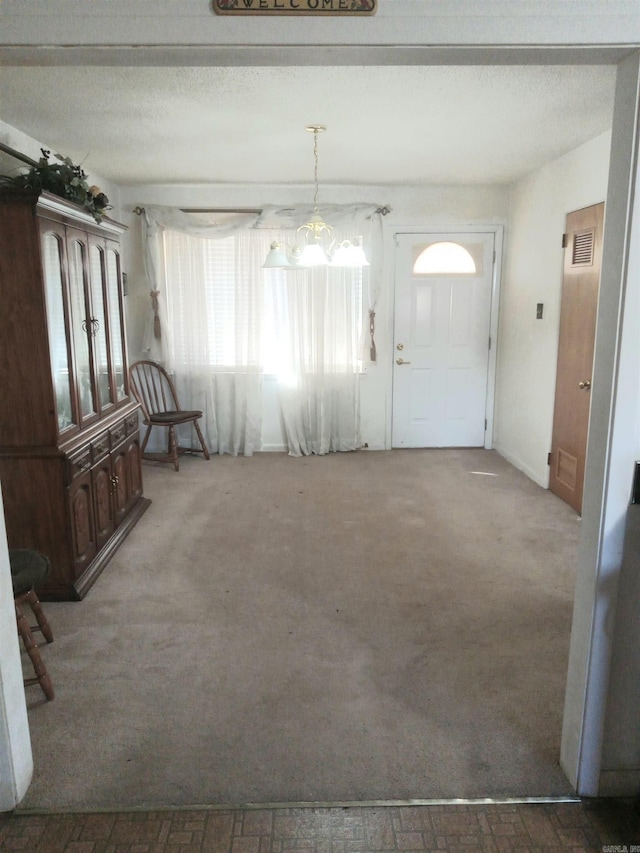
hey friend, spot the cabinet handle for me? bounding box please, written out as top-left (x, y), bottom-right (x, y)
top-left (110, 474), bottom-right (119, 487)
top-left (78, 459), bottom-right (91, 473)
top-left (82, 318), bottom-right (100, 337)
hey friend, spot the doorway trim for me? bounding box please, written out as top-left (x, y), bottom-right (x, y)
top-left (383, 223), bottom-right (504, 451)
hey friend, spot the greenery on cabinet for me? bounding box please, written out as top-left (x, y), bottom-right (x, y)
top-left (0, 149), bottom-right (111, 222)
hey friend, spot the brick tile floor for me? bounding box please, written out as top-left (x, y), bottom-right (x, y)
top-left (0, 800), bottom-right (638, 853)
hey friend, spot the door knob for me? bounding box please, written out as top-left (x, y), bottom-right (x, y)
top-left (396, 358), bottom-right (411, 366)
top-left (579, 380), bottom-right (592, 390)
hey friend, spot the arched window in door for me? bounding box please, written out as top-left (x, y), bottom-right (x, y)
top-left (413, 241), bottom-right (477, 275)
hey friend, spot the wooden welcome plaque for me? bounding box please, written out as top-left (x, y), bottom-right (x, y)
top-left (214, 0), bottom-right (376, 14)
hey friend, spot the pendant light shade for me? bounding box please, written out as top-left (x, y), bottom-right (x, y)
top-left (331, 240), bottom-right (370, 267)
top-left (298, 243), bottom-right (329, 267)
top-left (262, 242), bottom-right (291, 268)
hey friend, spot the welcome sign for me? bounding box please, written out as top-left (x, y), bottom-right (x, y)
top-left (214, 0), bottom-right (376, 13)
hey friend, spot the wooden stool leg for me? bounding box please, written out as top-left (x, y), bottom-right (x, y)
top-left (24, 588), bottom-right (54, 644)
top-left (15, 600), bottom-right (54, 701)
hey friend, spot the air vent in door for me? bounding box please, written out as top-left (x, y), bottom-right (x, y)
top-left (572, 229), bottom-right (595, 266)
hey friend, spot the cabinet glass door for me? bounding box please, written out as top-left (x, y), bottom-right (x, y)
top-left (68, 238), bottom-right (97, 420)
top-left (42, 232), bottom-right (75, 432)
top-left (106, 247), bottom-right (127, 401)
top-left (90, 244), bottom-right (115, 410)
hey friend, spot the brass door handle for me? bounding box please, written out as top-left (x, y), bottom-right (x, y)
top-left (396, 358), bottom-right (411, 366)
top-left (579, 380), bottom-right (592, 390)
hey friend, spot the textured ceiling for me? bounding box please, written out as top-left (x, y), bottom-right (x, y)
top-left (0, 65), bottom-right (617, 187)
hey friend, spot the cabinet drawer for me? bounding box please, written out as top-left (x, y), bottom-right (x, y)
top-left (125, 412), bottom-right (139, 435)
top-left (91, 432), bottom-right (110, 462)
top-left (110, 420), bottom-right (126, 447)
top-left (68, 448), bottom-right (92, 480)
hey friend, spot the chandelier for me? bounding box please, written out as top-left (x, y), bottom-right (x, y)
top-left (263, 125), bottom-right (369, 270)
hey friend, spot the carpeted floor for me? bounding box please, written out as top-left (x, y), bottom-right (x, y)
top-left (19, 449), bottom-right (579, 810)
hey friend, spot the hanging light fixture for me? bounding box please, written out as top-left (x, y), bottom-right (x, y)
top-left (262, 125), bottom-right (369, 270)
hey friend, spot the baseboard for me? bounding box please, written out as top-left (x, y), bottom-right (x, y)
top-left (258, 444), bottom-right (387, 453)
top-left (494, 444), bottom-right (548, 489)
top-left (598, 769), bottom-right (640, 796)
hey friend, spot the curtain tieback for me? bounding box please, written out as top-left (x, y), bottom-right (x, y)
top-left (150, 290), bottom-right (161, 340)
top-left (369, 309), bottom-right (376, 363)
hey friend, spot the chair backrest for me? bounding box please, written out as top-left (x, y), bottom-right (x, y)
top-left (129, 361), bottom-right (180, 421)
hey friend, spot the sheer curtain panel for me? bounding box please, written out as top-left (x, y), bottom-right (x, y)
top-left (264, 225), bottom-right (366, 456)
top-left (162, 229), bottom-right (263, 456)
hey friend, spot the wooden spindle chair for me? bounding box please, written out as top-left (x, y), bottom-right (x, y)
top-left (128, 360), bottom-right (210, 471)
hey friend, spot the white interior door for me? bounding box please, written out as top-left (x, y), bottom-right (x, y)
top-left (392, 232), bottom-right (495, 448)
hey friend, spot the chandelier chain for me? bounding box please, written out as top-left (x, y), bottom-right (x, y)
top-left (313, 128), bottom-right (319, 212)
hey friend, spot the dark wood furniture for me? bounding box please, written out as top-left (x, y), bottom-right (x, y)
top-left (129, 360), bottom-right (210, 471)
top-left (0, 190), bottom-right (151, 600)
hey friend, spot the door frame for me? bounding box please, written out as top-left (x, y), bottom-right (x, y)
top-left (383, 223), bottom-right (504, 451)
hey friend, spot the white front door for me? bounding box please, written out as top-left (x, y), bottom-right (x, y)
top-left (392, 232), bottom-right (495, 448)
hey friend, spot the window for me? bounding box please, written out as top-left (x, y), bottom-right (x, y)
top-left (413, 241), bottom-right (478, 275)
top-left (162, 226), bottom-right (365, 377)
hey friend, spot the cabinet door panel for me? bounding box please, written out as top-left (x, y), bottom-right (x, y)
top-left (89, 241), bottom-right (116, 413)
top-left (41, 227), bottom-right (77, 434)
top-left (111, 445), bottom-right (130, 525)
top-left (68, 472), bottom-right (97, 577)
top-left (105, 246), bottom-right (128, 403)
top-left (92, 458), bottom-right (115, 549)
top-left (67, 232), bottom-right (97, 423)
top-left (127, 438), bottom-right (143, 501)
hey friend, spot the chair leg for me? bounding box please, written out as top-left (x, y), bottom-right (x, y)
top-left (140, 424), bottom-right (152, 455)
top-left (24, 588), bottom-right (54, 643)
top-left (194, 420), bottom-right (210, 460)
top-left (15, 600), bottom-right (54, 701)
top-left (168, 425), bottom-right (179, 471)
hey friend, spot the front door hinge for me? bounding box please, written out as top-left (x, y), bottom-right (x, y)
top-left (547, 451), bottom-right (552, 465)
top-left (485, 419), bottom-right (488, 431)
top-left (562, 233), bottom-right (568, 248)
top-left (488, 336), bottom-right (492, 350)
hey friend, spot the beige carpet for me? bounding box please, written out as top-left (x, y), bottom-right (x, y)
top-left (20, 449), bottom-right (578, 810)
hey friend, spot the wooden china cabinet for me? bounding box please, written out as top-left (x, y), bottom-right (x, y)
top-left (0, 190), bottom-right (150, 600)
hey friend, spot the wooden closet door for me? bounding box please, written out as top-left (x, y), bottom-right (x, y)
top-left (549, 202), bottom-right (604, 514)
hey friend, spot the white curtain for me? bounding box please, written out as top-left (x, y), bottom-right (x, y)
top-left (263, 225), bottom-right (366, 456)
top-left (141, 204), bottom-right (385, 457)
top-left (161, 229), bottom-right (264, 456)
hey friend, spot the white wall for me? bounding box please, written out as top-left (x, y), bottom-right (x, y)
top-left (560, 51), bottom-right (640, 796)
top-left (0, 484), bottom-right (33, 811)
top-left (600, 139), bottom-right (640, 789)
top-left (494, 131), bottom-right (612, 487)
top-left (118, 182), bottom-right (510, 451)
